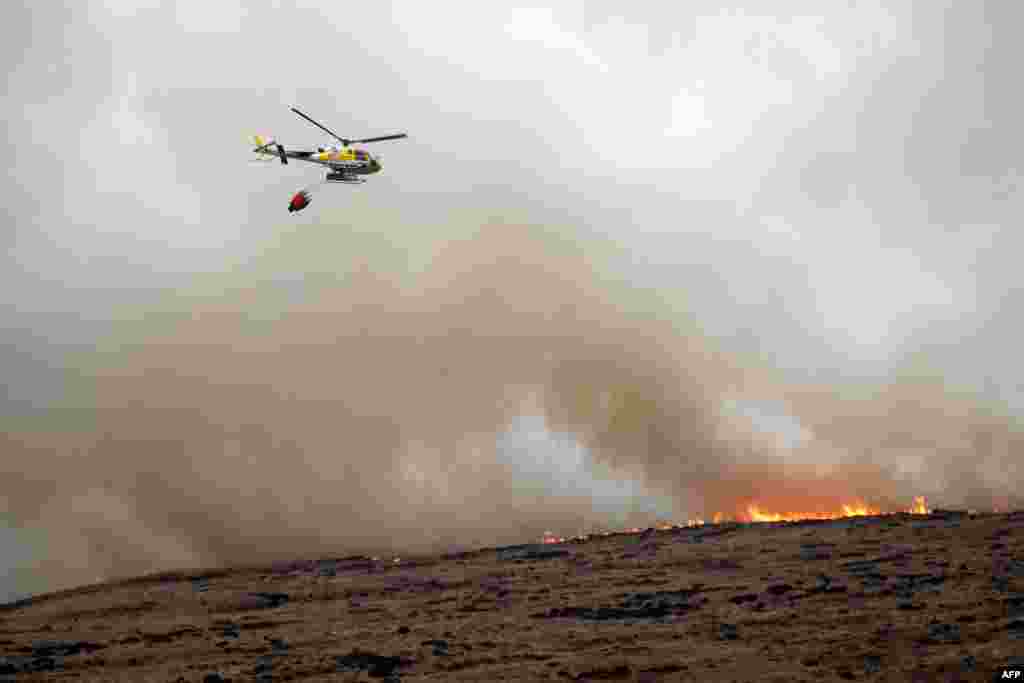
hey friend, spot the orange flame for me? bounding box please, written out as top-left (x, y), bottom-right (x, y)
top-left (744, 501), bottom-right (880, 523)
top-left (906, 496), bottom-right (930, 515)
top-left (537, 497), bottom-right (932, 544)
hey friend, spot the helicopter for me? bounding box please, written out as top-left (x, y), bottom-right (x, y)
top-left (252, 107), bottom-right (407, 212)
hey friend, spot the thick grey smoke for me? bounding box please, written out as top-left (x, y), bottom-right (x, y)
top-left (4, 213), bottom-right (1023, 596)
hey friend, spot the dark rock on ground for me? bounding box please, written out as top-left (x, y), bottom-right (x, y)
top-left (31, 639), bottom-right (105, 657)
top-left (0, 657), bottom-right (30, 676)
top-left (925, 622), bottom-right (960, 643)
top-left (860, 572), bottom-right (887, 591)
top-left (621, 589), bottom-right (700, 610)
top-left (248, 592), bottom-right (289, 608)
top-left (232, 592), bottom-right (292, 612)
top-left (799, 543), bottom-right (835, 560)
top-left (496, 544), bottom-right (570, 561)
top-left (893, 573), bottom-right (946, 596)
top-left (718, 623), bottom-right (738, 640)
top-left (335, 650), bottom-right (409, 677)
top-left (931, 509), bottom-right (969, 519)
top-left (28, 656), bottom-right (59, 672)
top-left (536, 605), bottom-right (672, 621)
top-left (842, 559), bottom-right (881, 575)
top-left (254, 655), bottom-right (274, 682)
top-left (535, 586), bottom-right (703, 622)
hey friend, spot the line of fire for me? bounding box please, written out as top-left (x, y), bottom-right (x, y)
top-left (539, 496), bottom-right (934, 545)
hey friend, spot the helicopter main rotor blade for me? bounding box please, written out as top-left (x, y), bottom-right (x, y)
top-left (350, 133), bottom-right (408, 144)
top-left (291, 107), bottom-right (351, 146)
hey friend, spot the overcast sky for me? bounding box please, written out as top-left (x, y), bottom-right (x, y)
top-left (3, 1), bottom-right (1023, 601)
top-left (5, 2), bottom-right (1021, 380)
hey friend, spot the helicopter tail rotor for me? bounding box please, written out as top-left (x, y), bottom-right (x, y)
top-left (252, 135), bottom-right (289, 165)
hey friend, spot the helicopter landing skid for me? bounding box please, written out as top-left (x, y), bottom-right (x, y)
top-left (325, 174), bottom-right (365, 184)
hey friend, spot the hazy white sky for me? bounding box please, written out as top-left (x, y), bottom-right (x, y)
top-left (4, 2), bottom-right (1019, 368)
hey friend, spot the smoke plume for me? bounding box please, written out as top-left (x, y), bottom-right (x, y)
top-left (4, 212), bottom-right (1022, 596)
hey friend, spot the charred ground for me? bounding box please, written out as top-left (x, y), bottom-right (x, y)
top-left (2, 509), bottom-right (1022, 682)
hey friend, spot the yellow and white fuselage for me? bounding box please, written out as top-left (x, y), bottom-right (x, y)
top-left (252, 136), bottom-right (381, 182)
top-left (310, 145), bottom-right (382, 174)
